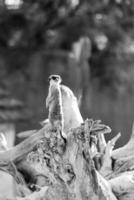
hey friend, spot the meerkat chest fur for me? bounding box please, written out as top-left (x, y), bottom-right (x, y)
top-left (47, 82), bottom-right (64, 128)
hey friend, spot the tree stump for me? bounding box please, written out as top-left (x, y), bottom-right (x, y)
top-left (0, 117), bottom-right (134, 200)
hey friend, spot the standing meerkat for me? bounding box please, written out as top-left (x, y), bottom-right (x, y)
top-left (46, 75), bottom-right (66, 139)
top-left (18, 75), bottom-right (83, 139)
top-left (44, 75), bottom-right (83, 134)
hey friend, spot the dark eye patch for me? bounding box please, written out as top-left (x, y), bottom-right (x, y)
top-left (48, 75), bottom-right (60, 82)
top-left (52, 76), bottom-right (59, 81)
top-left (53, 76), bottom-right (58, 80)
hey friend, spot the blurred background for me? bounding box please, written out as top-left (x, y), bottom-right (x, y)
top-left (0, 0), bottom-right (134, 147)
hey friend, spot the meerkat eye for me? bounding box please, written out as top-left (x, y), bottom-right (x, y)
top-left (48, 75), bottom-right (61, 82)
top-left (52, 76), bottom-right (59, 81)
top-left (53, 77), bottom-right (57, 80)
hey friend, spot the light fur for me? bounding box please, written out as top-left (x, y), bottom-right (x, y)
top-left (46, 76), bottom-right (65, 137)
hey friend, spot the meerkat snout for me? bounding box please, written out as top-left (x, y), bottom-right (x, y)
top-left (48, 75), bottom-right (62, 83)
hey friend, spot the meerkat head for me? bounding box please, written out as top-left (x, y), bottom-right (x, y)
top-left (48, 75), bottom-right (62, 84)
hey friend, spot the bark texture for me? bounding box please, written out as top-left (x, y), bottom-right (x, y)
top-left (0, 105), bottom-right (134, 199)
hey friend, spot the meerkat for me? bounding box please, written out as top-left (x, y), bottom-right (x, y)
top-left (19, 75), bottom-right (83, 139)
top-left (46, 74), bottom-right (66, 139)
top-left (60, 84), bottom-right (83, 133)
top-left (45, 75), bottom-right (83, 134)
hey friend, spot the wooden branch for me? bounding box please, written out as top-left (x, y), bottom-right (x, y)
top-left (109, 171), bottom-right (134, 200)
top-left (17, 130), bottom-right (37, 139)
top-left (100, 133), bottom-right (121, 177)
top-left (0, 127), bottom-right (46, 165)
top-left (97, 133), bottom-right (106, 153)
top-left (97, 172), bottom-right (117, 200)
top-left (112, 122), bottom-right (134, 160)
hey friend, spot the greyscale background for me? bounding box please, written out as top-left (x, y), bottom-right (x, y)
top-left (0, 0), bottom-right (133, 147)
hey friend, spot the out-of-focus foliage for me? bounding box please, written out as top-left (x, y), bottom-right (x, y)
top-left (0, 0), bottom-right (134, 146)
top-left (0, 0), bottom-right (134, 93)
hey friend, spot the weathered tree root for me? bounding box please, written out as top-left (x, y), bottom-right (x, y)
top-left (0, 120), bottom-right (134, 200)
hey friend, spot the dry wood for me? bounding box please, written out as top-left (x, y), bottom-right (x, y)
top-left (100, 132), bottom-right (121, 177)
top-left (0, 119), bottom-right (134, 200)
top-left (112, 122), bottom-right (134, 160)
top-left (0, 127), bottom-right (46, 165)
